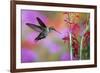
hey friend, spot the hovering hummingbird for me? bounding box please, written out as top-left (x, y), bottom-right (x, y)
top-left (26, 17), bottom-right (61, 41)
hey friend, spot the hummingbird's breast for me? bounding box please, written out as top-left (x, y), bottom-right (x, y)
top-left (47, 28), bottom-right (50, 33)
top-left (41, 28), bottom-right (48, 37)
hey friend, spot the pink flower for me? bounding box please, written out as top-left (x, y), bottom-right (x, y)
top-left (62, 36), bottom-right (69, 43)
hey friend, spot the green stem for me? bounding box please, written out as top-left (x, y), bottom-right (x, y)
top-left (80, 36), bottom-right (83, 60)
top-left (70, 33), bottom-right (73, 60)
top-left (80, 25), bottom-right (89, 60)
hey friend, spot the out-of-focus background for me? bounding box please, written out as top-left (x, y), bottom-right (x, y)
top-left (0, 0), bottom-right (99, 73)
top-left (21, 10), bottom-right (90, 62)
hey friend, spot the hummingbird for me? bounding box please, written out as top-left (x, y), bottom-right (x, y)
top-left (26, 17), bottom-right (61, 41)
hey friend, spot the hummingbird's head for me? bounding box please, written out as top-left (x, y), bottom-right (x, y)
top-left (49, 26), bottom-right (55, 32)
top-left (49, 26), bottom-right (62, 34)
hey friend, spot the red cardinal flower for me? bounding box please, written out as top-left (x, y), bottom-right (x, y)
top-left (71, 23), bottom-right (80, 38)
top-left (72, 34), bottom-right (79, 58)
top-left (82, 31), bottom-right (90, 48)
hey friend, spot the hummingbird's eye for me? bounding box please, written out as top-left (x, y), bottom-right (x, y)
top-left (51, 28), bottom-right (55, 30)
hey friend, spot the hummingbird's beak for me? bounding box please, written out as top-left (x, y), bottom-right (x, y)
top-left (53, 29), bottom-right (62, 34)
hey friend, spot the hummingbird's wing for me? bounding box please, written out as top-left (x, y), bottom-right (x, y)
top-left (26, 23), bottom-right (42, 32)
top-left (36, 17), bottom-right (46, 28)
top-left (35, 32), bottom-right (46, 41)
